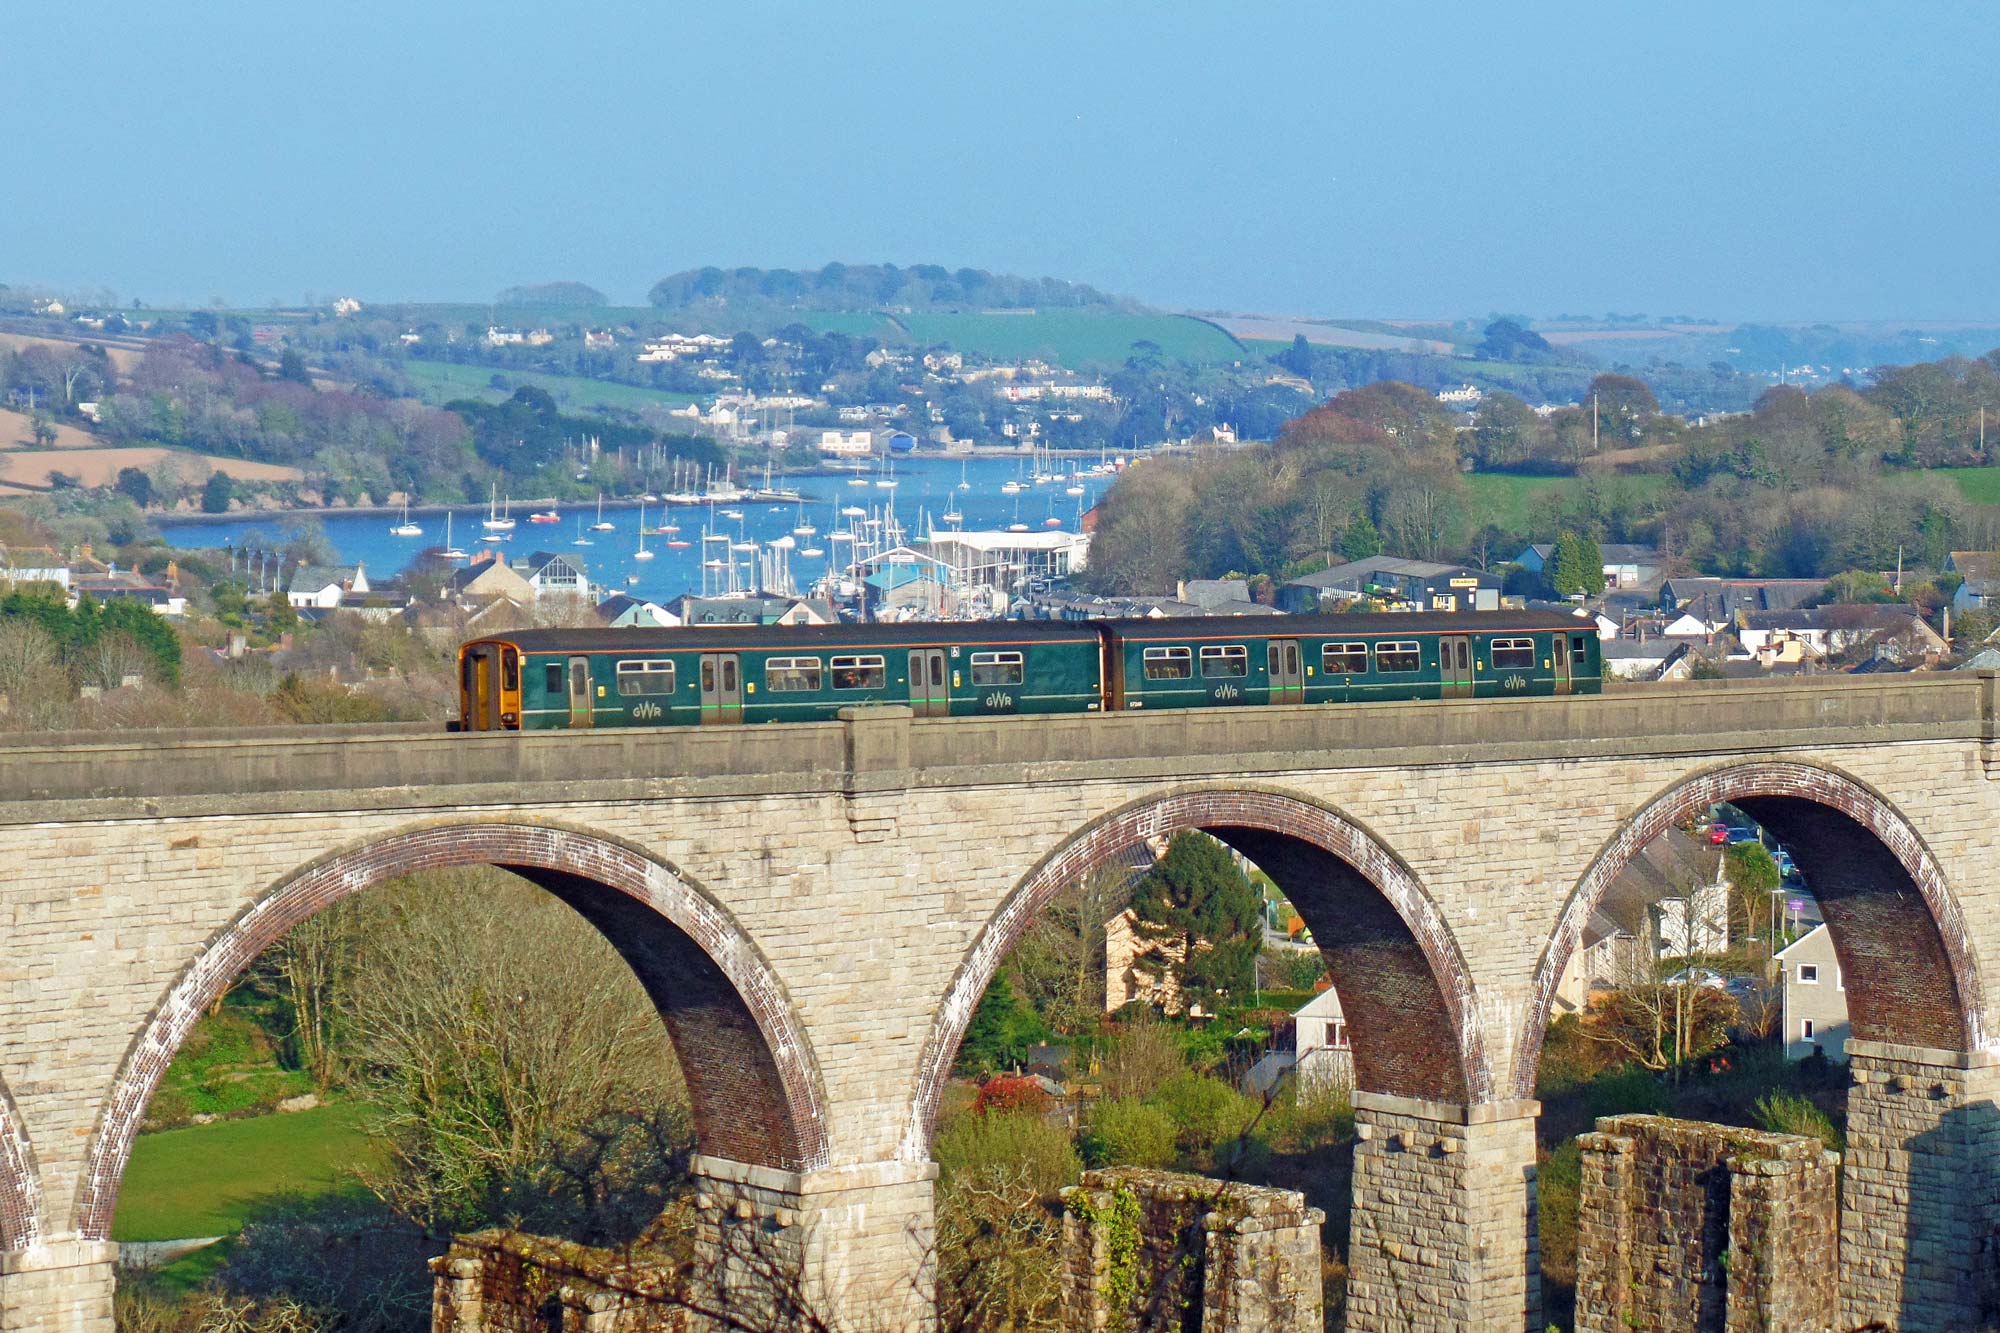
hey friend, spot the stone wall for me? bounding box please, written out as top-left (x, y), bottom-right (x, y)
top-left (430, 1231), bottom-right (686, 1333)
top-left (1574, 1114), bottom-right (1837, 1333)
top-left (1058, 1167), bottom-right (1322, 1332)
top-left (1841, 1041), bottom-right (2000, 1330)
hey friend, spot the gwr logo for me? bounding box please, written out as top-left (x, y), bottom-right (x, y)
top-left (1213, 683), bottom-right (1241, 701)
top-left (1501, 675), bottom-right (1528, 692)
top-left (984, 692), bottom-right (1016, 710)
top-left (630, 701), bottom-right (664, 721)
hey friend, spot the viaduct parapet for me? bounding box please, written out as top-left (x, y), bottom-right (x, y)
top-left (1, 672), bottom-right (1997, 1331)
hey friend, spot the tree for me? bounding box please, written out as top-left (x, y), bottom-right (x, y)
top-left (1549, 531), bottom-right (1607, 597)
top-left (1128, 832), bottom-right (1263, 1011)
top-left (1724, 842), bottom-right (1782, 944)
top-left (278, 348), bottom-right (312, 385)
top-left (28, 412), bottom-right (56, 449)
top-left (1339, 515), bottom-right (1383, 560)
top-left (956, 974), bottom-right (1049, 1075)
top-left (114, 466), bottom-right (153, 507)
top-left (202, 469), bottom-right (236, 513)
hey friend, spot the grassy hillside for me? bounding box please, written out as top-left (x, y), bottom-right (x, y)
top-left (893, 311), bottom-right (1243, 368)
top-left (400, 360), bottom-right (701, 414)
top-left (114, 1102), bottom-right (378, 1242)
top-left (1463, 472), bottom-right (1670, 536)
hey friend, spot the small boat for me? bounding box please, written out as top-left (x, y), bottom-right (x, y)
top-left (529, 509), bottom-right (560, 525)
top-left (1066, 482), bottom-right (1086, 497)
top-left (625, 573), bottom-right (640, 586)
top-left (1001, 480), bottom-right (1024, 495)
top-left (390, 500), bottom-right (423, 538)
top-left (439, 513), bottom-right (468, 561)
top-left (633, 504), bottom-right (655, 560)
top-left (957, 461), bottom-right (972, 492)
top-left (1044, 515), bottom-right (1064, 527)
top-left (666, 538), bottom-right (691, 549)
top-left (841, 505), bottom-right (866, 517)
top-left (591, 493), bottom-right (615, 532)
top-left (483, 485), bottom-right (515, 532)
top-left (721, 508), bottom-right (745, 521)
top-left (480, 532), bottom-right (508, 544)
top-left (800, 546), bottom-right (824, 558)
top-left (663, 521), bottom-right (681, 534)
top-left (769, 535), bottom-right (796, 551)
top-left (847, 473), bottom-right (871, 487)
top-left (572, 516), bottom-right (592, 547)
top-left (730, 541), bottom-right (758, 553)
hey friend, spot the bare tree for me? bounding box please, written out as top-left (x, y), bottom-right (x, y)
top-left (0, 618), bottom-right (59, 694)
top-left (77, 628), bottom-right (152, 689)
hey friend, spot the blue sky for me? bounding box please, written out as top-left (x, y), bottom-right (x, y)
top-left (2, 3), bottom-right (1995, 320)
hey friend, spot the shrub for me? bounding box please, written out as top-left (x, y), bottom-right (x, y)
top-left (1096, 1019), bottom-right (1186, 1102)
top-left (1753, 1089), bottom-right (1844, 1153)
top-left (972, 1075), bottom-right (1052, 1118)
top-left (1079, 1098), bottom-right (1177, 1169)
top-left (1584, 1066), bottom-right (1669, 1121)
top-left (1146, 1072), bottom-right (1259, 1164)
top-left (936, 1108), bottom-right (1080, 1200)
top-left (1262, 1082), bottom-right (1353, 1155)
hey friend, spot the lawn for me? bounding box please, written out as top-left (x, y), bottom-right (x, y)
top-left (400, 360), bottom-right (701, 414)
top-left (1463, 471), bottom-right (1668, 534)
top-left (1932, 465), bottom-right (2000, 505)
top-left (893, 311), bottom-right (1244, 368)
top-left (113, 1102), bottom-right (379, 1242)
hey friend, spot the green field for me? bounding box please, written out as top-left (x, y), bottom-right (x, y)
top-left (1463, 471), bottom-right (1668, 534)
top-left (400, 360), bottom-right (701, 414)
top-left (893, 311), bottom-right (1244, 368)
top-left (113, 1103), bottom-right (378, 1242)
top-left (1933, 466), bottom-right (2000, 505)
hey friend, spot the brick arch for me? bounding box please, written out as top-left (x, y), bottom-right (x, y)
top-left (1517, 758), bottom-right (1986, 1097)
top-left (74, 820), bottom-right (828, 1241)
top-left (0, 1076), bottom-right (40, 1250)
top-left (903, 785), bottom-right (1491, 1158)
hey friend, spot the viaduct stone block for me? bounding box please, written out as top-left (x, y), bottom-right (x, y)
top-left (1058, 1167), bottom-right (1323, 1332)
top-left (1574, 1114), bottom-right (1837, 1333)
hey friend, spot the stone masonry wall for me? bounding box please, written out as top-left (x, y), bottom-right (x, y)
top-left (1058, 1167), bottom-right (1322, 1333)
top-left (1841, 1042), bottom-right (2000, 1330)
top-left (0, 1242), bottom-right (115, 1333)
top-left (1344, 1094), bottom-right (1541, 1333)
top-left (430, 1231), bottom-right (688, 1333)
top-left (1573, 1114), bottom-right (1837, 1333)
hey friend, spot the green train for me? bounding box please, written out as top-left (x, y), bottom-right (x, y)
top-left (457, 610), bottom-right (1601, 731)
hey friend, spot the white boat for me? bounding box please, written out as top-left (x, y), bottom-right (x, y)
top-left (591, 493), bottom-right (615, 532)
top-left (770, 535), bottom-right (796, 550)
top-left (439, 512), bottom-right (468, 561)
top-left (957, 461), bottom-right (972, 492)
top-left (1065, 482), bottom-right (1086, 497)
top-left (1000, 480), bottom-right (1024, 495)
top-left (625, 572), bottom-right (640, 585)
top-left (841, 505), bottom-right (866, 517)
top-left (390, 499), bottom-right (423, 538)
top-left (940, 505), bottom-right (963, 525)
top-left (480, 532), bottom-right (508, 544)
top-left (482, 485), bottom-right (515, 532)
top-left (633, 504), bottom-right (655, 560)
top-left (721, 508), bottom-right (745, 521)
top-left (800, 546), bottom-right (824, 559)
top-left (572, 516), bottom-right (592, 547)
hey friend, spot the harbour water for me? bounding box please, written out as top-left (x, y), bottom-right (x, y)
top-left (156, 454), bottom-right (1112, 602)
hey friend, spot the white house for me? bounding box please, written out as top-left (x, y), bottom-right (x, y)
top-left (596, 594), bottom-right (679, 628)
top-left (817, 429), bottom-right (875, 457)
top-left (287, 562), bottom-right (368, 609)
top-left (1241, 986), bottom-right (1353, 1099)
top-left (1777, 924), bottom-right (1849, 1060)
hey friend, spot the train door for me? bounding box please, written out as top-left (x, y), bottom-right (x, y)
top-left (463, 645), bottom-right (498, 731)
top-left (567, 655), bottom-right (594, 728)
top-left (1552, 634), bottom-right (1573, 695)
top-left (699, 653), bottom-right (742, 724)
top-left (1267, 639), bottom-right (1303, 704)
top-left (908, 649), bottom-right (949, 717)
top-left (1440, 635), bottom-right (1473, 699)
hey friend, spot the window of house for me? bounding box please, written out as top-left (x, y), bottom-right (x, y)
top-left (1199, 644), bottom-right (1248, 678)
top-left (1142, 646), bottom-right (1192, 680)
top-left (1374, 641), bottom-right (1421, 673)
top-left (969, 651), bottom-right (1024, 686)
top-left (1322, 642), bottom-right (1369, 674)
top-left (764, 656), bottom-right (822, 692)
top-left (1490, 637), bottom-right (1536, 670)
top-left (1797, 963), bottom-right (1819, 984)
top-left (831, 654), bottom-right (887, 689)
top-left (1328, 1020), bottom-right (1349, 1049)
top-left (1801, 1018), bottom-right (1815, 1041)
top-left (615, 660), bottom-right (675, 696)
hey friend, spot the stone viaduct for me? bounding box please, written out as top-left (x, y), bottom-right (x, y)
top-left (2, 673), bottom-right (1998, 1332)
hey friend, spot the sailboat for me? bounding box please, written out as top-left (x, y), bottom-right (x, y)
top-left (591, 492), bottom-right (615, 532)
top-left (483, 484), bottom-right (515, 532)
top-left (957, 460), bottom-right (972, 492)
top-left (792, 499), bottom-right (816, 538)
top-left (439, 512), bottom-right (468, 561)
top-left (571, 516), bottom-right (592, 547)
top-left (390, 499), bottom-right (423, 538)
top-left (633, 504), bottom-right (655, 561)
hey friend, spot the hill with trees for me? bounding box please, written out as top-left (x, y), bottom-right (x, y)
top-left (646, 262), bottom-right (1139, 315)
top-left (495, 281), bottom-right (607, 306)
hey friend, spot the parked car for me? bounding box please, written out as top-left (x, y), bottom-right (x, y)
top-left (1724, 826), bottom-right (1760, 845)
top-left (1665, 966), bottom-right (1729, 990)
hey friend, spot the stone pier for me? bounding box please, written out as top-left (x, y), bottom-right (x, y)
top-left (0, 1240), bottom-right (117, 1333)
top-left (1344, 1093), bottom-right (1540, 1333)
top-left (688, 1157), bottom-right (937, 1332)
top-left (1841, 1041), bottom-right (2000, 1330)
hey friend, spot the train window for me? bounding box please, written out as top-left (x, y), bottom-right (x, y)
top-left (765, 656), bottom-right (823, 692)
top-left (1490, 638), bottom-right (1535, 670)
top-left (544, 663), bottom-right (563, 694)
top-left (1321, 642), bottom-right (1369, 674)
top-left (831, 654), bottom-right (887, 689)
top-left (1374, 641), bottom-right (1421, 673)
top-left (616, 660), bottom-right (675, 696)
top-left (501, 649), bottom-right (518, 692)
top-left (1199, 645), bottom-right (1248, 678)
top-left (1142, 646), bottom-right (1193, 680)
top-left (1572, 634), bottom-right (1592, 656)
top-left (970, 651), bottom-right (1025, 686)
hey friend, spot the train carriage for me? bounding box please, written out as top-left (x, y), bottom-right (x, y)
top-left (459, 623), bottom-right (1103, 731)
top-left (458, 610), bottom-right (1600, 732)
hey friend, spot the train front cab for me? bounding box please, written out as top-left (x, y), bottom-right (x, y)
top-left (459, 639), bottom-right (522, 731)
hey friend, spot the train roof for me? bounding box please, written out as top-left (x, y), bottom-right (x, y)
top-left (1098, 609), bottom-right (1597, 641)
top-left (470, 608), bottom-right (1594, 656)
top-left (475, 621), bottom-right (1102, 654)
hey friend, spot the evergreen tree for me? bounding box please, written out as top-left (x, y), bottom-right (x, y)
top-left (1549, 531), bottom-right (1606, 597)
top-left (956, 973), bottom-right (1049, 1075)
top-left (1339, 516), bottom-right (1383, 561)
top-left (201, 469), bottom-right (236, 514)
top-left (1130, 832), bottom-right (1263, 1012)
